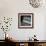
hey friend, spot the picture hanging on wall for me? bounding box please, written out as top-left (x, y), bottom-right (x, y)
top-left (18, 13), bottom-right (34, 29)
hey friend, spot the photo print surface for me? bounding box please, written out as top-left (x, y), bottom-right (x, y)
top-left (21, 15), bottom-right (31, 26)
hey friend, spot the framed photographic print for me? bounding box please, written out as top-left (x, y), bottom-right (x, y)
top-left (18, 13), bottom-right (34, 28)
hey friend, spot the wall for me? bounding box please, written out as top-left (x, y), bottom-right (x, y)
top-left (0, 0), bottom-right (46, 40)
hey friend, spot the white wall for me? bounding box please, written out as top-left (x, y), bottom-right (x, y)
top-left (44, 16), bottom-right (46, 40)
top-left (0, 0), bottom-right (46, 40)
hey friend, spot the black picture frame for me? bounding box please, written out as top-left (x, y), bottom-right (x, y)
top-left (18, 13), bottom-right (34, 29)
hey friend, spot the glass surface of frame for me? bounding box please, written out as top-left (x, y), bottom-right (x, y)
top-left (18, 13), bottom-right (34, 29)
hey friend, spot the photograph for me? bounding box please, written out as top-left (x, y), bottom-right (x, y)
top-left (18, 13), bottom-right (34, 28)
